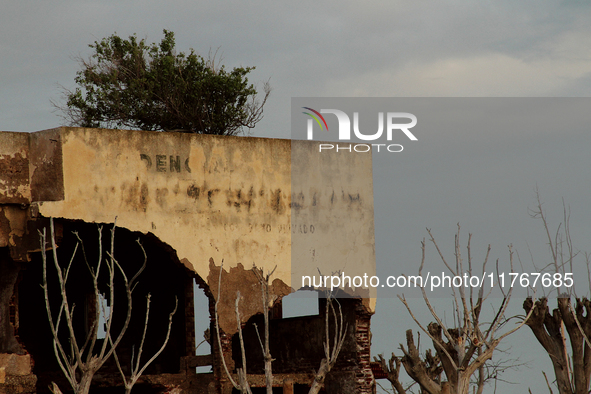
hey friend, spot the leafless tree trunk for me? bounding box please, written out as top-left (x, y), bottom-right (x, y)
top-left (375, 352), bottom-right (417, 394)
top-left (252, 267), bottom-right (277, 394)
top-left (382, 226), bottom-right (533, 394)
top-left (213, 264), bottom-right (279, 394)
top-left (111, 294), bottom-right (178, 394)
top-left (214, 263), bottom-right (347, 394)
top-left (308, 293), bottom-right (348, 394)
top-left (40, 218), bottom-right (146, 394)
top-left (214, 262), bottom-right (253, 394)
top-left (523, 191), bottom-right (591, 394)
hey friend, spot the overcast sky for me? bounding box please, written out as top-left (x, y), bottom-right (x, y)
top-left (3, 1), bottom-right (591, 393)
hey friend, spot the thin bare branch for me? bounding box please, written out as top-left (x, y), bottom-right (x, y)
top-left (397, 228), bottom-right (529, 394)
top-left (40, 218), bottom-right (152, 394)
top-left (112, 295), bottom-right (178, 394)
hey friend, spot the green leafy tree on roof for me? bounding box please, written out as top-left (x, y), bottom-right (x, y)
top-left (56, 30), bottom-right (269, 135)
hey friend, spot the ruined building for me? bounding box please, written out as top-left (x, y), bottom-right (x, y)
top-left (0, 127), bottom-right (376, 393)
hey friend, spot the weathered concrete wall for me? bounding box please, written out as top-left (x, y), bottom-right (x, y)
top-left (37, 128), bottom-right (292, 301)
top-left (0, 129), bottom-right (65, 205)
top-left (0, 129), bottom-right (64, 260)
top-left (0, 127), bottom-right (377, 394)
top-left (0, 132), bottom-right (30, 205)
top-left (1, 127), bottom-right (376, 333)
top-left (291, 140), bottom-right (376, 302)
top-left (0, 133), bottom-right (31, 257)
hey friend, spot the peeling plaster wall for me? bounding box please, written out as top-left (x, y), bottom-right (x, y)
top-left (0, 133), bottom-right (36, 261)
top-left (37, 128), bottom-right (292, 295)
top-left (0, 132), bottom-right (30, 205)
top-left (2, 127), bottom-right (376, 333)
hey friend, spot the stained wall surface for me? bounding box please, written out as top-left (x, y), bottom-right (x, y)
top-left (1, 127), bottom-right (376, 331)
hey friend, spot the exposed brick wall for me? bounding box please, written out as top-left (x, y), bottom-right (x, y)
top-left (354, 302), bottom-right (375, 394)
top-left (0, 354), bottom-right (36, 394)
top-left (208, 287), bottom-right (235, 394)
top-left (0, 251), bottom-right (24, 355)
top-left (210, 297), bottom-right (375, 394)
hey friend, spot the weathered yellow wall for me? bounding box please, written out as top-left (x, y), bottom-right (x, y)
top-left (37, 128), bottom-right (293, 283)
top-left (3, 127), bottom-right (375, 316)
top-left (290, 140), bottom-right (376, 299)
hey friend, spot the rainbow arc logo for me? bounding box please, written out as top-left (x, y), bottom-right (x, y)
top-left (302, 107), bottom-right (328, 139)
top-left (301, 106), bottom-right (417, 150)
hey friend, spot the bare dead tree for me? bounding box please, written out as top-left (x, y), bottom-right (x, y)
top-left (40, 218), bottom-right (146, 394)
top-left (111, 294), bottom-right (178, 394)
top-left (376, 347), bottom-right (440, 394)
top-left (308, 292), bottom-right (348, 394)
top-left (523, 191), bottom-right (591, 394)
top-left (214, 262), bottom-right (253, 394)
top-left (213, 263), bottom-right (276, 394)
top-left (214, 263), bottom-right (347, 394)
top-left (48, 382), bottom-right (64, 394)
top-left (252, 267), bottom-right (277, 394)
top-left (382, 226), bottom-right (533, 394)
